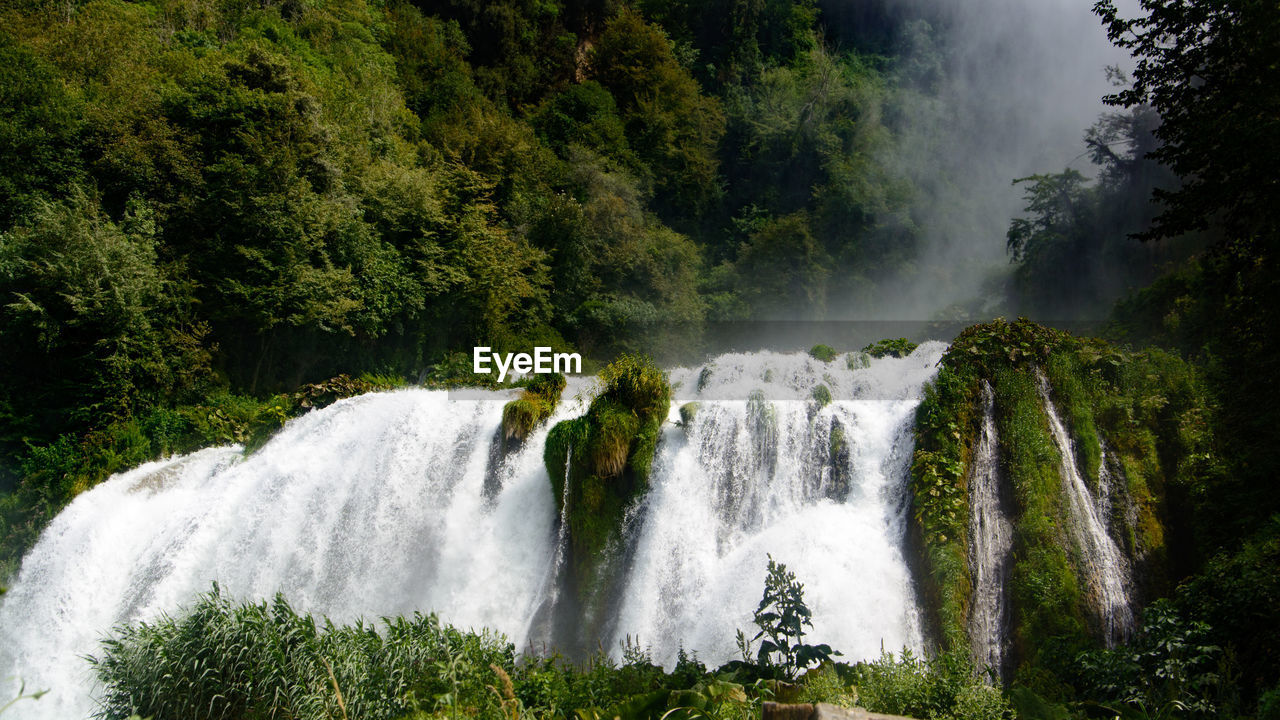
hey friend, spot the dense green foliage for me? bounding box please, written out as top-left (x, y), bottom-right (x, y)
top-left (852, 651), bottom-right (1012, 720)
top-left (862, 337), bottom-right (918, 359)
top-left (1070, 600), bottom-right (1231, 719)
top-left (1084, 1), bottom-right (1280, 713)
top-left (1095, 0), bottom-right (1280, 243)
top-left (807, 344), bottom-right (837, 362)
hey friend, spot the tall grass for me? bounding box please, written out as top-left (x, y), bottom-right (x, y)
top-left (90, 586), bottom-right (511, 720)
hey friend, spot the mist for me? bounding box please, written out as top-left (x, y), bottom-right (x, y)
top-left (827, 0), bottom-right (1137, 322)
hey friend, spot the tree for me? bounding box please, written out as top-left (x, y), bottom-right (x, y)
top-left (735, 213), bottom-right (829, 319)
top-left (746, 555), bottom-right (839, 679)
top-left (1095, 0), bottom-right (1280, 552)
top-left (1005, 170), bottom-right (1091, 265)
top-left (0, 33), bottom-right (83, 227)
top-left (1094, 0), bottom-right (1280, 241)
top-left (590, 8), bottom-right (726, 214)
top-left (0, 188), bottom-right (209, 433)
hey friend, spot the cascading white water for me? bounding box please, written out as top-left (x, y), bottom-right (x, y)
top-left (1, 347), bottom-right (944, 718)
top-left (0, 387), bottom-right (587, 720)
top-left (611, 343), bottom-right (947, 666)
top-left (966, 381), bottom-right (1014, 679)
top-left (1035, 371), bottom-right (1134, 645)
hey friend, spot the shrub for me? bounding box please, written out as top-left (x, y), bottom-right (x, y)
top-left (596, 355), bottom-right (670, 425)
top-left (846, 352), bottom-right (871, 370)
top-left (90, 586), bottom-right (778, 720)
top-left (808, 344), bottom-right (837, 362)
top-left (1071, 600), bottom-right (1230, 718)
top-left (852, 650), bottom-right (1013, 720)
top-left (810, 384), bottom-right (832, 408)
top-left (861, 338), bottom-right (918, 358)
top-left (90, 586), bottom-right (514, 720)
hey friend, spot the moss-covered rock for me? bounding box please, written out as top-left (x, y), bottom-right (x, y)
top-left (993, 366), bottom-right (1090, 667)
top-left (501, 373), bottom-right (567, 445)
top-left (826, 419), bottom-right (851, 500)
top-left (542, 355), bottom-right (671, 645)
top-left (908, 318), bottom-right (1214, 684)
top-left (679, 402), bottom-right (700, 427)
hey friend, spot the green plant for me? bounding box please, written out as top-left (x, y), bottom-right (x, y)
top-left (861, 338), bottom-right (918, 359)
top-left (808, 345), bottom-right (837, 362)
top-left (845, 352), bottom-right (871, 370)
top-left (92, 586), bottom-right (516, 720)
top-left (852, 649), bottom-right (1012, 720)
top-left (810, 385), bottom-right (832, 408)
top-left (1072, 600), bottom-right (1229, 719)
top-left (503, 373), bottom-right (567, 443)
top-left (748, 556), bottom-right (838, 680)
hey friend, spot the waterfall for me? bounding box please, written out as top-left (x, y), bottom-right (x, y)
top-left (1035, 371), bottom-right (1134, 645)
top-left (0, 347), bottom-right (944, 718)
top-left (0, 388), bottom-right (585, 720)
top-left (967, 381), bottom-right (1014, 680)
top-left (611, 344), bottom-right (947, 666)
top-left (523, 443), bottom-right (575, 651)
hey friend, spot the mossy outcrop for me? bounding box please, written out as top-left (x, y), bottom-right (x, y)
top-left (909, 319), bottom-right (1216, 683)
top-left (679, 402), bottom-right (700, 427)
top-left (826, 419), bottom-right (852, 500)
top-left (543, 355), bottom-right (671, 641)
top-left (501, 373), bottom-right (567, 446)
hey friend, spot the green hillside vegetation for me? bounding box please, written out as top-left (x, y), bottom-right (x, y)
top-left (908, 319), bottom-right (1241, 709)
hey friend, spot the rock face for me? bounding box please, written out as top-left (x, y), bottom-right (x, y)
top-left (762, 701), bottom-right (918, 720)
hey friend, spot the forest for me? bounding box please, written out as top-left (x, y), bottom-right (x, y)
top-left (0, 0), bottom-right (1278, 718)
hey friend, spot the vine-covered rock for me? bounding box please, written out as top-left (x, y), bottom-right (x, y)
top-left (909, 319), bottom-right (1215, 683)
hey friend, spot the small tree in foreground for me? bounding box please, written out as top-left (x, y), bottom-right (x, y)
top-left (743, 555), bottom-right (839, 680)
